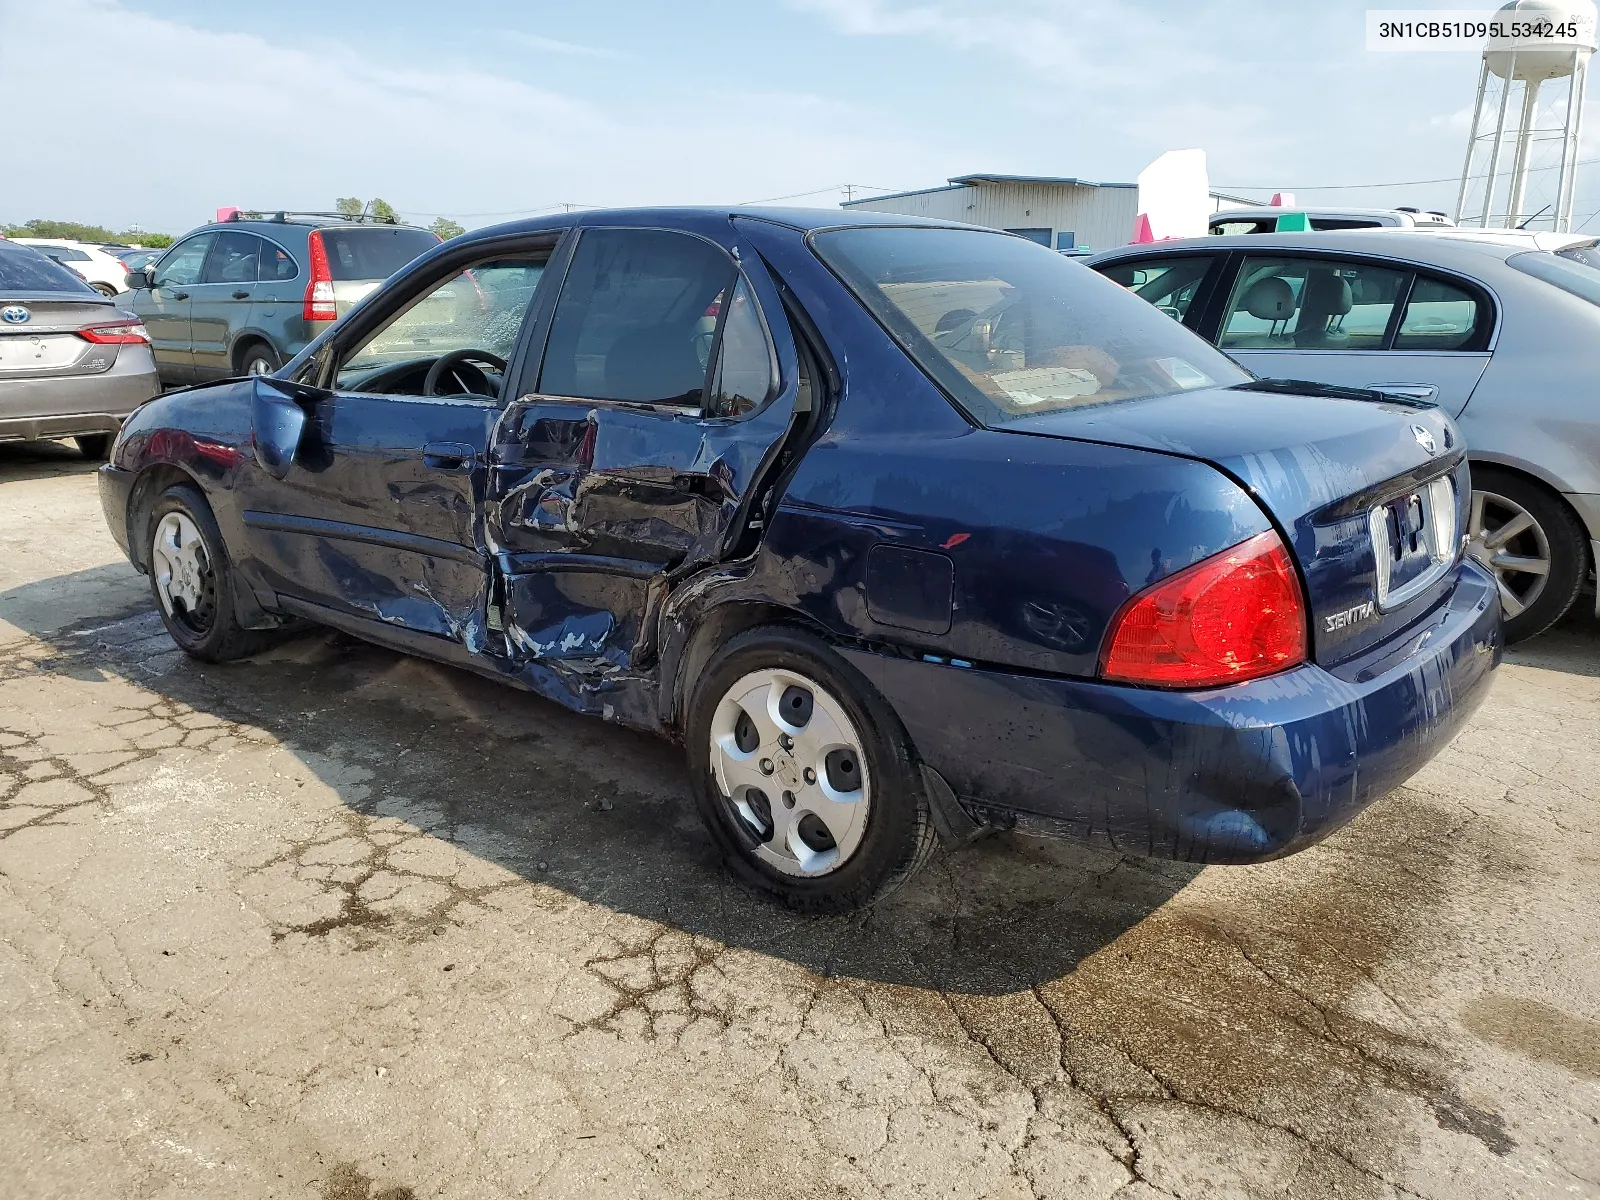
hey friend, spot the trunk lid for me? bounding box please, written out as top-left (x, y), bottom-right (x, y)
top-left (0, 296), bottom-right (121, 378)
top-left (1002, 381), bottom-right (1468, 666)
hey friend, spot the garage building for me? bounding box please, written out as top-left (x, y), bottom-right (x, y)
top-left (842, 173), bottom-right (1260, 254)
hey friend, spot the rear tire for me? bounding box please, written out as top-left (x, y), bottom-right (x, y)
top-left (92, 282), bottom-right (118, 298)
top-left (75, 434), bottom-right (113, 460)
top-left (238, 343), bottom-right (281, 377)
top-left (1468, 466), bottom-right (1586, 643)
top-left (685, 625), bottom-right (937, 912)
top-left (146, 485), bottom-right (272, 662)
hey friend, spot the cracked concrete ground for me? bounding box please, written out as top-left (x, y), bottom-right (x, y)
top-left (1, 440), bottom-right (1597, 1200)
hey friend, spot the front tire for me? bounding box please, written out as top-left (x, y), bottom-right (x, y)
top-left (146, 485), bottom-right (271, 662)
top-left (685, 625), bottom-right (937, 912)
top-left (1468, 466), bottom-right (1587, 643)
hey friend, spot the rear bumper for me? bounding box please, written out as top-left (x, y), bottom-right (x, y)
top-left (843, 560), bottom-right (1502, 864)
top-left (0, 349), bottom-right (159, 441)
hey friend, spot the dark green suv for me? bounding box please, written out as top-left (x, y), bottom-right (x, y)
top-left (124, 211), bottom-right (439, 385)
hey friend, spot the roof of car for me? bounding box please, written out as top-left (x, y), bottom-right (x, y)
top-left (464, 205), bottom-right (981, 241)
top-left (1086, 228), bottom-right (1599, 271)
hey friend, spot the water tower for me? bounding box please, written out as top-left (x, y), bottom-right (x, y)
top-left (1455, 0), bottom-right (1597, 230)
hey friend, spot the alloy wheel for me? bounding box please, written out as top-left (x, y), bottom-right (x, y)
top-left (1467, 488), bottom-right (1551, 620)
top-left (709, 668), bottom-right (871, 877)
top-left (151, 511), bottom-right (217, 633)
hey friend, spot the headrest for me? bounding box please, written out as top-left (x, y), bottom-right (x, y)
top-left (1303, 272), bottom-right (1353, 317)
top-left (1243, 276), bottom-right (1296, 322)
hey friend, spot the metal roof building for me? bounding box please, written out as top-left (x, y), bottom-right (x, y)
top-left (842, 173), bottom-right (1260, 254)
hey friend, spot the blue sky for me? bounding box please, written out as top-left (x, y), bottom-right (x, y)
top-left (3, 0), bottom-right (1596, 235)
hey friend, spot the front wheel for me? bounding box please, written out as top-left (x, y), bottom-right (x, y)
top-left (1467, 466), bottom-right (1587, 643)
top-left (147, 485), bottom-right (272, 662)
top-left (685, 626), bottom-right (937, 912)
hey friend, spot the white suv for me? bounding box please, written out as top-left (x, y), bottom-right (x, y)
top-left (9, 239), bottom-right (130, 296)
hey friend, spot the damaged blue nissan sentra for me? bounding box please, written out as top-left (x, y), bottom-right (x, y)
top-left (99, 208), bottom-right (1502, 910)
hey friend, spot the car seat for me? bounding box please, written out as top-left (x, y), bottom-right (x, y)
top-left (603, 326), bottom-right (707, 405)
top-left (1225, 276), bottom-right (1297, 347)
top-left (1294, 271), bottom-right (1352, 348)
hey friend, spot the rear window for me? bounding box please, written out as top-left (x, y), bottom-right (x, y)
top-left (813, 226), bottom-right (1250, 424)
top-left (1509, 243), bottom-right (1600, 308)
top-left (319, 227), bottom-right (440, 281)
top-left (0, 243), bottom-right (98, 294)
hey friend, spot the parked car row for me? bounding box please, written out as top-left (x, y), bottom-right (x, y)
top-left (9, 238), bottom-right (138, 297)
top-left (98, 207), bottom-right (1500, 910)
top-left (1086, 226), bottom-right (1600, 641)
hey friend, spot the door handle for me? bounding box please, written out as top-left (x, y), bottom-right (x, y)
top-left (172, 291), bottom-right (189, 300)
top-left (232, 290), bottom-right (251, 300)
top-left (1370, 382), bottom-right (1440, 403)
top-left (423, 442), bottom-right (477, 472)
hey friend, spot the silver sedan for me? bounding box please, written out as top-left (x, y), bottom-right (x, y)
top-left (0, 240), bottom-right (159, 459)
top-left (1088, 228), bottom-right (1600, 641)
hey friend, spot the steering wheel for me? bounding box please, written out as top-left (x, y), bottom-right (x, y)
top-left (423, 348), bottom-right (507, 398)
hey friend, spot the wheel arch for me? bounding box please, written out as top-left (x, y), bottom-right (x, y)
top-left (661, 597), bottom-right (834, 734)
top-left (229, 332), bottom-right (279, 373)
top-left (1469, 454), bottom-right (1596, 554)
top-left (125, 462), bottom-right (207, 574)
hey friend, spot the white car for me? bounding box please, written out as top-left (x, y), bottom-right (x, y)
top-left (9, 239), bottom-right (129, 296)
top-left (1209, 207), bottom-right (1457, 236)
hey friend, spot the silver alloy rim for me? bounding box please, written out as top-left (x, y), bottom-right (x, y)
top-left (246, 356), bottom-right (273, 375)
top-left (1467, 488), bottom-right (1551, 620)
top-left (150, 511), bottom-right (210, 621)
top-left (709, 668), bottom-right (871, 877)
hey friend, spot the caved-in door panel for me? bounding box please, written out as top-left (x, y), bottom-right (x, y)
top-left (487, 224), bottom-right (800, 671)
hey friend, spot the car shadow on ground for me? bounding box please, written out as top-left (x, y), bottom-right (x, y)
top-left (1504, 598), bottom-right (1600, 677)
top-left (0, 438), bottom-right (104, 480)
top-left (1, 566), bottom-right (1203, 997)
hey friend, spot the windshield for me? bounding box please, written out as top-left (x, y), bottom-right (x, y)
top-left (812, 226), bottom-right (1249, 424)
top-left (0, 242), bottom-right (99, 295)
top-left (319, 227), bottom-right (440, 281)
top-left (1509, 242), bottom-right (1600, 308)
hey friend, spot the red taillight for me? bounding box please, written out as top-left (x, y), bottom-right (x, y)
top-left (303, 230), bottom-right (337, 322)
top-left (1100, 530), bottom-right (1307, 689)
top-left (78, 320), bottom-right (150, 345)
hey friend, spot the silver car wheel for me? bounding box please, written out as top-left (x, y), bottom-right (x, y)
top-left (246, 356), bottom-right (273, 375)
top-left (1467, 488), bottom-right (1551, 620)
top-left (709, 668), bottom-right (871, 878)
top-left (150, 512), bottom-right (211, 623)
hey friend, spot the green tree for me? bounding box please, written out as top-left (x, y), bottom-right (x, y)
top-left (2, 219), bottom-right (175, 247)
top-left (370, 198), bottom-right (398, 223)
top-left (335, 197), bottom-right (363, 217)
top-left (429, 217), bottom-right (465, 240)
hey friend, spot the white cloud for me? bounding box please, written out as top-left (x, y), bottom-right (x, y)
top-left (0, 0), bottom-right (965, 234)
top-left (503, 32), bottom-right (623, 59)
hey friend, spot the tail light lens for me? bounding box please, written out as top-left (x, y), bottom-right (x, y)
top-left (78, 320), bottom-right (150, 344)
top-left (1100, 530), bottom-right (1307, 689)
top-left (303, 230), bottom-right (337, 322)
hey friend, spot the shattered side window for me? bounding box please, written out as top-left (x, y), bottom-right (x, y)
top-left (337, 257), bottom-right (547, 387)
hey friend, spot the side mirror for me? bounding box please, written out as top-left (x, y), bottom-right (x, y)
top-left (126, 269), bottom-right (152, 290)
top-left (250, 378), bottom-right (310, 480)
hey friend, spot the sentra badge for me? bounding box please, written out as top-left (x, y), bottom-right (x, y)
top-left (1325, 600), bottom-right (1375, 633)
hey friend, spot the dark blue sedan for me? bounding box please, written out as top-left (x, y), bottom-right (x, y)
top-left (98, 208), bottom-right (1502, 910)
